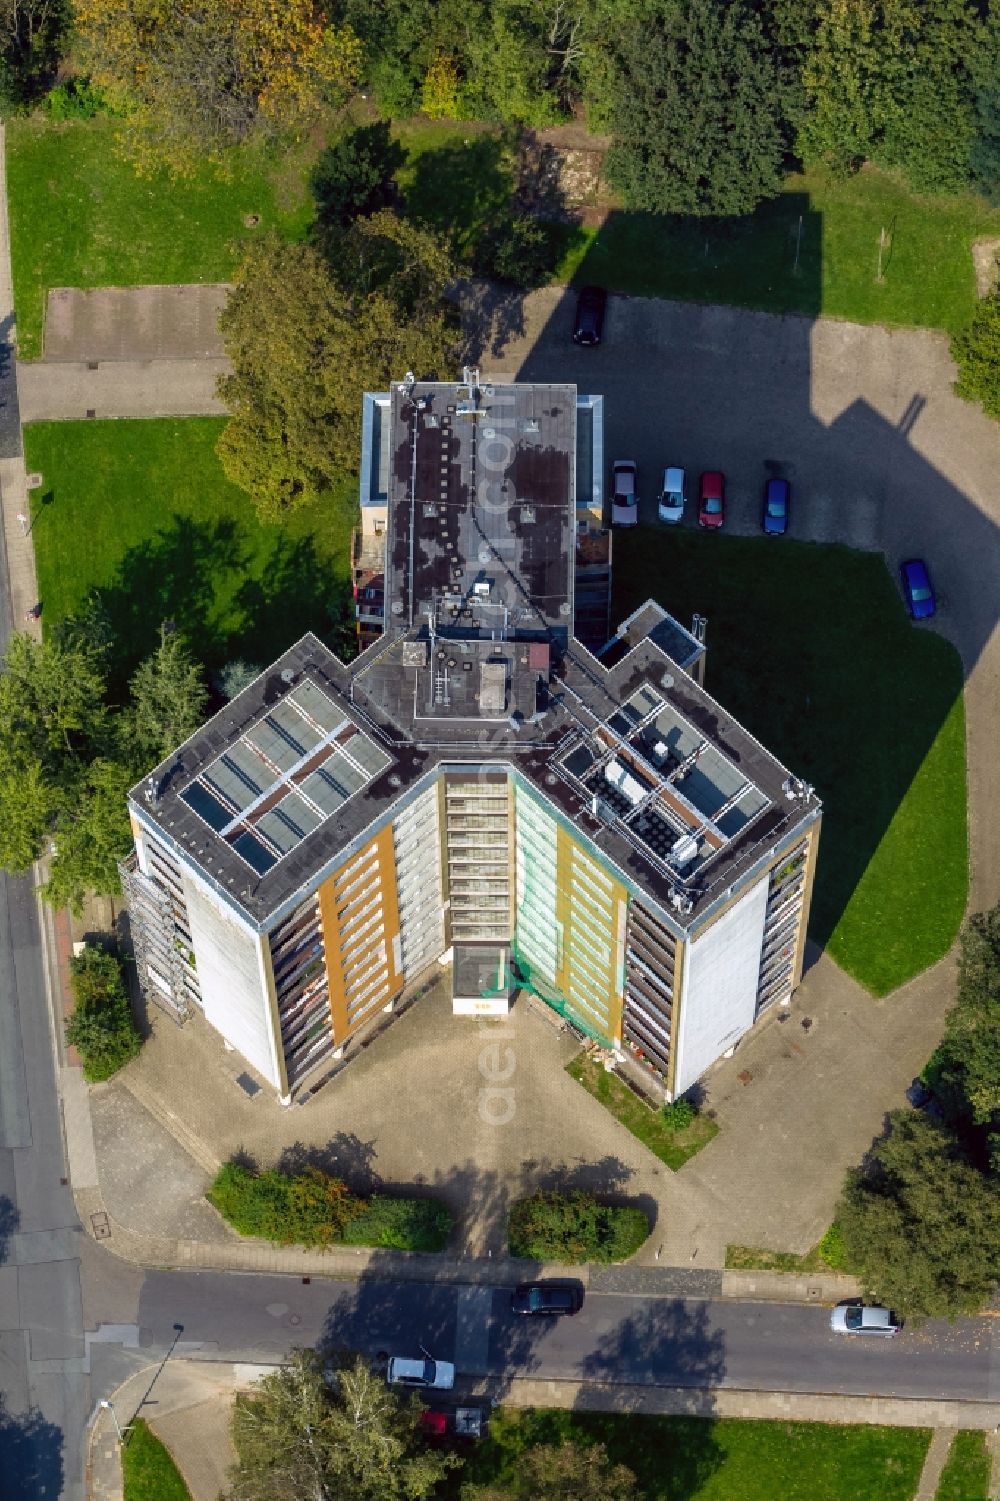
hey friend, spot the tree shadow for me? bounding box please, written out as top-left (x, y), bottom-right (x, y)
top-left (89, 516), bottom-right (246, 693)
top-left (277, 1133), bottom-right (382, 1194)
top-left (401, 135), bottom-right (516, 263)
top-left (232, 534), bottom-right (354, 672)
top-left (458, 278), bottom-right (528, 365)
top-left (0, 1396), bottom-right (64, 1501)
top-left (0, 1195), bottom-right (19, 1264)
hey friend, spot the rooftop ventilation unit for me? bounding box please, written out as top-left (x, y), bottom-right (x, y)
top-left (670, 833), bottom-right (699, 868)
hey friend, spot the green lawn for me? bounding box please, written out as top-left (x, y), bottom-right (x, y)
top-left (934, 1430), bottom-right (992, 1501)
top-left (7, 118), bottom-right (317, 358)
top-left (557, 167), bottom-right (1000, 335)
top-left (612, 529), bottom-right (967, 996)
top-left (23, 419), bottom-right (357, 691)
top-left (9, 114), bottom-right (998, 358)
top-left (121, 1419), bottom-right (192, 1501)
top-left (455, 1409), bottom-right (930, 1501)
top-left (566, 1054), bottom-right (717, 1170)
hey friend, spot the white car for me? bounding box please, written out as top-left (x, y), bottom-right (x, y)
top-left (830, 1303), bottom-right (901, 1338)
top-left (658, 466), bottom-right (686, 524)
top-left (611, 459), bottom-right (638, 527)
top-left (386, 1355), bottom-right (456, 1389)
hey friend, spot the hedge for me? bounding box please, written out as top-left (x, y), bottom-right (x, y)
top-left (508, 1190), bottom-right (650, 1264)
top-left (65, 947), bottom-right (140, 1082)
top-left (208, 1161), bottom-right (452, 1252)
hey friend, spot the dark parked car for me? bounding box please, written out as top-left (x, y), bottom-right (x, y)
top-left (698, 470), bottom-right (725, 529)
top-left (572, 285), bottom-right (607, 346)
top-left (762, 476), bottom-right (789, 535)
top-left (511, 1282), bottom-right (583, 1316)
top-left (899, 558), bottom-right (936, 619)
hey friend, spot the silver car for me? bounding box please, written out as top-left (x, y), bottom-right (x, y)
top-left (386, 1355), bottom-right (456, 1389)
top-left (830, 1303), bottom-right (901, 1337)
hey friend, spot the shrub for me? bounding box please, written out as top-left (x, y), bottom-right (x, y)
top-left (209, 1162), bottom-right (452, 1251)
top-left (816, 1221), bottom-right (849, 1270)
top-left (65, 947), bottom-right (140, 1082)
top-left (42, 77), bottom-right (117, 121)
top-left (473, 215), bottom-right (560, 289)
top-left (340, 1195), bottom-right (452, 1252)
top-left (951, 289), bottom-right (1000, 421)
top-left (661, 1098), bottom-right (695, 1131)
top-left (208, 1161), bottom-right (360, 1246)
top-left (508, 1190), bottom-right (650, 1264)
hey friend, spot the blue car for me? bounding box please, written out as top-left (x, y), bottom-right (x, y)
top-left (762, 477), bottom-right (789, 535)
top-left (900, 558), bottom-right (936, 619)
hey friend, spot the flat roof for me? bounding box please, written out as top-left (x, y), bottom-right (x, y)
top-left (132, 630), bottom-right (818, 932)
top-left (384, 378), bottom-right (576, 647)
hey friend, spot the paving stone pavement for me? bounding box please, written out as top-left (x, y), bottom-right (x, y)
top-left (42, 285), bottom-right (229, 362)
top-left (914, 1428), bottom-right (959, 1501)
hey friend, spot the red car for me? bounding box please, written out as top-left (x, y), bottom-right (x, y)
top-left (698, 471), bottom-right (725, 529)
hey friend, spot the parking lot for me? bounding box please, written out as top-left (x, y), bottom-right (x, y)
top-left (478, 285), bottom-right (1000, 918)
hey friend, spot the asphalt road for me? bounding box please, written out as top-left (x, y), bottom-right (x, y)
top-left (139, 1272), bottom-right (998, 1405)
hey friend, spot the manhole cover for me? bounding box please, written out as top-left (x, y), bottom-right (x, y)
top-left (91, 1211), bottom-right (111, 1240)
top-left (235, 1072), bottom-right (261, 1097)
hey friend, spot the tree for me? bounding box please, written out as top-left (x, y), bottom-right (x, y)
top-left (798, 0), bottom-right (986, 189)
top-left (225, 1348), bottom-right (459, 1501)
top-left (65, 946), bottom-right (140, 1081)
top-left (42, 756), bottom-right (135, 915)
top-left (125, 623), bottom-right (209, 775)
top-left (603, 0), bottom-right (787, 216)
top-left (217, 235), bottom-right (357, 516)
top-left (0, 0), bottom-right (68, 108)
top-left (837, 1110), bottom-right (1000, 1319)
top-left (73, 0), bottom-right (362, 175)
top-left (310, 122), bottom-right (404, 242)
top-left (463, 1441), bottom-right (636, 1501)
top-left (217, 227), bottom-right (457, 519)
top-left (951, 289), bottom-right (1000, 422)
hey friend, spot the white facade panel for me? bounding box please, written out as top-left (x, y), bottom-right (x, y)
top-left (181, 869), bottom-right (282, 1088)
top-left (672, 876), bottom-right (768, 1095)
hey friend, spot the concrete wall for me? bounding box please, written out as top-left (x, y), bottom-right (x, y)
top-left (181, 870), bottom-right (282, 1088)
top-left (672, 874), bottom-right (769, 1095)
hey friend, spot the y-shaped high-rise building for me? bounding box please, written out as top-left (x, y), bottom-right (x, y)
top-left (123, 375), bottom-right (821, 1103)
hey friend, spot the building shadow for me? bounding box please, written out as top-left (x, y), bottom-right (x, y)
top-left (0, 1194), bottom-right (19, 1263)
top-left (0, 1396), bottom-right (64, 1501)
top-left (509, 195), bottom-right (989, 963)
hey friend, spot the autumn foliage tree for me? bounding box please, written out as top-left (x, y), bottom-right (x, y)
top-left (73, 0), bottom-right (361, 174)
top-left (217, 224), bottom-right (458, 519)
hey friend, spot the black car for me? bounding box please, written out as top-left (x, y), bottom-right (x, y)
top-left (572, 285), bottom-right (606, 346)
top-left (511, 1282), bottom-right (583, 1316)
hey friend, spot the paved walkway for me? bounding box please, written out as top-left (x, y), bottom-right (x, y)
top-left (914, 1428), bottom-right (958, 1501)
top-left (43, 285), bottom-right (229, 362)
top-left (18, 358), bottom-right (228, 421)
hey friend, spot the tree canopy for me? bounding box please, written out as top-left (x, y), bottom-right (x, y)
top-left (216, 226), bottom-right (457, 519)
top-left (463, 1440), bottom-right (636, 1501)
top-left (838, 1109), bottom-right (1000, 1320)
top-left (73, 0), bottom-right (362, 174)
top-left (602, 0), bottom-right (787, 216)
top-left (225, 1348), bottom-right (459, 1501)
top-left (0, 615), bottom-right (206, 914)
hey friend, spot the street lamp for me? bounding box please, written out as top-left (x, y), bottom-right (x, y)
top-left (99, 1398), bottom-right (127, 1445)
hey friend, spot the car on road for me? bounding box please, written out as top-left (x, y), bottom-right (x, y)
top-left (899, 557), bottom-right (936, 619)
top-left (572, 285), bottom-right (607, 346)
top-left (830, 1303), bottom-right (901, 1338)
top-left (611, 459), bottom-right (639, 526)
top-left (658, 466), bottom-right (686, 524)
top-left (762, 476), bottom-right (790, 535)
top-left (698, 470), bottom-right (725, 529)
top-left (387, 1356), bottom-right (456, 1389)
top-left (511, 1282), bottom-right (583, 1316)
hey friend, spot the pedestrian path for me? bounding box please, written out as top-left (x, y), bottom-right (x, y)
top-left (914, 1428), bottom-right (958, 1501)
